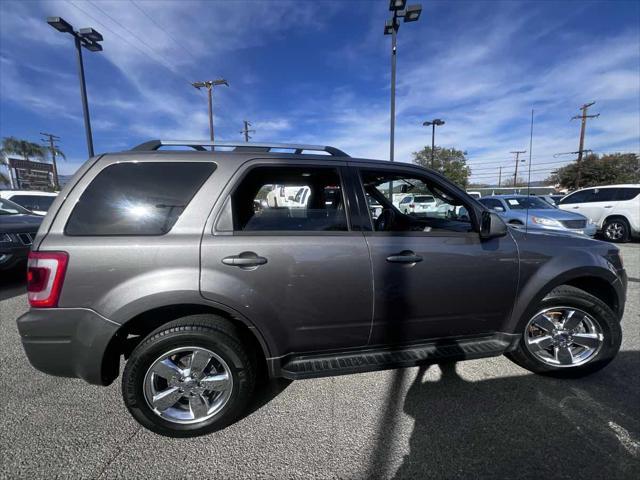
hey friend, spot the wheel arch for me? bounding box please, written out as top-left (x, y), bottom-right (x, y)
top-left (507, 266), bottom-right (622, 334)
top-left (102, 302), bottom-right (272, 385)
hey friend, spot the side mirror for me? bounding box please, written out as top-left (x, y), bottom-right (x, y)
top-left (480, 211), bottom-right (507, 240)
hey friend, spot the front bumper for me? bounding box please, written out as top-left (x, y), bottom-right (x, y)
top-left (17, 308), bottom-right (120, 385)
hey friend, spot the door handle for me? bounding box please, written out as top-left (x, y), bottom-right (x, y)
top-left (222, 253), bottom-right (267, 267)
top-left (572, 206), bottom-right (580, 209)
top-left (386, 251), bottom-right (423, 263)
top-left (604, 205), bottom-right (613, 208)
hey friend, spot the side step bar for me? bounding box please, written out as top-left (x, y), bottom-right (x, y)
top-left (277, 333), bottom-right (519, 380)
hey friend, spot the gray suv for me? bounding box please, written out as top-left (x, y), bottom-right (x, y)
top-left (17, 140), bottom-right (627, 437)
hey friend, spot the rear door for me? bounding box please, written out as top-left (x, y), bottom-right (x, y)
top-left (352, 163), bottom-right (519, 346)
top-left (200, 159), bottom-right (373, 357)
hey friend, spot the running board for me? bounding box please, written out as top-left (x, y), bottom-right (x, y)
top-left (277, 333), bottom-right (519, 380)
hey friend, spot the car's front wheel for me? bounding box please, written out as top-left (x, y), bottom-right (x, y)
top-left (506, 285), bottom-right (621, 377)
top-left (122, 314), bottom-right (255, 437)
top-left (602, 217), bottom-right (630, 243)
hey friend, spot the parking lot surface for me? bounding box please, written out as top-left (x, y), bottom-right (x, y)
top-left (1, 244), bottom-right (639, 479)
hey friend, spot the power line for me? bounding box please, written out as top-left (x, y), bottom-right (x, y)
top-left (510, 150), bottom-right (527, 186)
top-left (240, 120), bottom-right (255, 142)
top-left (65, 0), bottom-right (194, 85)
top-left (129, 0), bottom-right (198, 62)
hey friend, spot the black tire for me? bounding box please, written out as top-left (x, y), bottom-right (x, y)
top-left (602, 217), bottom-right (630, 243)
top-left (505, 285), bottom-right (622, 378)
top-left (122, 314), bottom-right (256, 437)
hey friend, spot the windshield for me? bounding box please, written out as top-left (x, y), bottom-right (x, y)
top-left (0, 198), bottom-right (32, 215)
top-left (504, 197), bottom-right (554, 210)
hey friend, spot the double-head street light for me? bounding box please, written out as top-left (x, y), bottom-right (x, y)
top-left (47, 17), bottom-right (103, 158)
top-left (422, 118), bottom-right (445, 168)
top-left (384, 0), bottom-right (422, 163)
top-left (192, 79), bottom-right (229, 143)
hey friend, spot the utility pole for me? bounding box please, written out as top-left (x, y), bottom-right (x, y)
top-left (498, 166), bottom-right (502, 187)
top-left (571, 102), bottom-right (600, 188)
top-left (192, 79), bottom-right (229, 143)
top-left (40, 132), bottom-right (61, 190)
top-left (240, 120), bottom-right (255, 142)
top-left (510, 150), bottom-right (527, 187)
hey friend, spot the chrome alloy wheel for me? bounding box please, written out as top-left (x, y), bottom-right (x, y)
top-left (604, 221), bottom-right (625, 240)
top-left (143, 346), bottom-right (233, 424)
top-left (524, 307), bottom-right (604, 368)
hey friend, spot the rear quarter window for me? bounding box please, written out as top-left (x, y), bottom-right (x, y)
top-left (65, 162), bottom-right (215, 236)
top-left (615, 188), bottom-right (640, 201)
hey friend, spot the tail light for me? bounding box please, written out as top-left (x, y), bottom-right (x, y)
top-left (410, 204), bottom-right (415, 208)
top-left (27, 251), bottom-right (69, 308)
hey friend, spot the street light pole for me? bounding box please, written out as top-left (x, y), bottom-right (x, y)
top-left (47, 18), bottom-right (103, 158)
top-left (384, 1), bottom-right (423, 164)
top-left (192, 79), bottom-right (229, 143)
top-left (422, 118), bottom-right (445, 168)
top-left (389, 24), bottom-right (397, 164)
top-left (74, 36), bottom-right (94, 157)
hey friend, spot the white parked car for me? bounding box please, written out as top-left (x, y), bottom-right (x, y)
top-left (557, 184), bottom-right (640, 242)
top-left (466, 191), bottom-right (482, 200)
top-left (396, 194), bottom-right (437, 215)
top-left (0, 190), bottom-right (57, 216)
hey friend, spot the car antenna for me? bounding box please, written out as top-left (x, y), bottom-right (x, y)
top-left (525, 109), bottom-right (535, 233)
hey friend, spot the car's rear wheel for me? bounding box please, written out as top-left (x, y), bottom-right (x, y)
top-left (122, 314), bottom-right (255, 437)
top-left (602, 217), bottom-right (630, 243)
top-left (506, 285), bottom-right (621, 377)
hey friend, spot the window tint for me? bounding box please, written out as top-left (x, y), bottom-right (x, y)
top-left (232, 166), bottom-right (348, 232)
top-left (400, 196), bottom-right (412, 204)
top-left (65, 162), bottom-right (215, 236)
top-left (615, 188), bottom-right (640, 201)
top-left (559, 189), bottom-right (592, 204)
top-left (360, 170), bottom-right (472, 233)
top-left (10, 195), bottom-right (55, 212)
top-left (479, 198), bottom-right (503, 210)
top-left (589, 188), bottom-right (617, 202)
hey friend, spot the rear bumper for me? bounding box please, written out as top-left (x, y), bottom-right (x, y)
top-left (17, 308), bottom-right (120, 386)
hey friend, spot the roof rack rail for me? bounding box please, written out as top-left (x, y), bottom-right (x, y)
top-left (130, 140), bottom-right (350, 157)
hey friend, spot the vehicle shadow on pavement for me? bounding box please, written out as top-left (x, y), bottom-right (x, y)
top-left (0, 267), bottom-right (26, 301)
top-left (241, 378), bottom-right (292, 421)
top-left (382, 352), bottom-right (640, 479)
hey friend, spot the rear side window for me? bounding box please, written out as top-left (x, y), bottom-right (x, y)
top-left (10, 195), bottom-right (55, 212)
top-left (231, 166), bottom-right (348, 232)
top-left (615, 188), bottom-right (640, 201)
top-left (65, 162), bottom-right (215, 235)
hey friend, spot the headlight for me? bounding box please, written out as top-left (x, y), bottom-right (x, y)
top-left (0, 233), bottom-right (16, 243)
top-left (531, 216), bottom-right (561, 227)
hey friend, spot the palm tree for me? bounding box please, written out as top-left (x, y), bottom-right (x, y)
top-left (1, 136), bottom-right (47, 188)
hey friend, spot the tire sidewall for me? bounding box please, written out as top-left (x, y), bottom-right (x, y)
top-left (123, 330), bottom-right (252, 437)
top-left (603, 218), bottom-right (630, 243)
top-left (513, 290), bottom-right (621, 376)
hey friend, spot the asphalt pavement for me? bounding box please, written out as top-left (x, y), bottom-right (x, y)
top-left (1, 244), bottom-right (639, 479)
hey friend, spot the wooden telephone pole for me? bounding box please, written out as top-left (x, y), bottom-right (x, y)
top-left (571, 102), bottom-right (599, 188)
top-left (40, 132), bottom-right (61, 190)
top-left (510, 150), bottom-right (527, 187)
top-left (240, 120), bottom-right (255, 142)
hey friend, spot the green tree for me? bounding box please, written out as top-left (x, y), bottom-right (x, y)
top-left (412, 146), bottom-right (471, 187)
top-left (548, 153), bottom-right (640, 190)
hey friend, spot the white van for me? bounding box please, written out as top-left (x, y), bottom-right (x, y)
top-left (557, 184), bottom-right (640, 242)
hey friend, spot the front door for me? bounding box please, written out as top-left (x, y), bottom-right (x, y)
top-left (200, 162), bottom-right (373, 357)
top-left (354, 165), bottom-right (519, 346)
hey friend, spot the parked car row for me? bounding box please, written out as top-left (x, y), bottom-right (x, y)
top-left (0, 197), bottom-right (42, 271)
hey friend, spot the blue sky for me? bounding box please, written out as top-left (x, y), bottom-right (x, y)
top-left (1, 0), bottom-right (639, 184)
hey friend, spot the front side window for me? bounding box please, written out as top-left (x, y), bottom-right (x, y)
top-left (65, 162), bottom-right (215, 235)
top-left (232, 166), bottom-right (348, 232)
top-left (479, 198), bottom-right (503, 211)
top-left (360, 170), bottom-right (473, 233)
top-left (559, 189), bottom-right (593, 205)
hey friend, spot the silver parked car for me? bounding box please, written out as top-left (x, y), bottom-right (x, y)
top-left (478, 195), bottom-right (596, 237)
